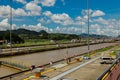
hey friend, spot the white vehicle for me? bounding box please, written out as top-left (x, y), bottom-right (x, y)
top-left (100, 57), bottom-right (114, 64)
top-left (7, 43), bottom-right (11, 47)
top-left (83, 56), bottom-right (91, 60)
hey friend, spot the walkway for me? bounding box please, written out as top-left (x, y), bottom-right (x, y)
top-left (50, 57), bottom-right (100, 80)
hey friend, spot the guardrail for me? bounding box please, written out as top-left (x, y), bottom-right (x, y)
top-left (97, 57), bottom-right (120, 80)
top-left (1, 60), bottom-right (30, 71)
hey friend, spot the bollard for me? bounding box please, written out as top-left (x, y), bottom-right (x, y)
top-left (67, 58), bottom-right (71, 64)
top-left (31, 65), bottom-right (36, 70)
top-left (75, 57), bottom-right (80, 62)
top-left (9, 76), bottom-right (12, 80)
top-left (49, 61), bottom-right (53, 65)
top-left (35, 72), bottom-right (41, 78)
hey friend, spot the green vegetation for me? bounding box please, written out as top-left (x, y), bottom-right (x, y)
top-left (0, 31), bottom-right (24, 44)
top-left (84, 44), bottom-right (119, 57)
top-left (12, 28), bottom-right (80, 40)
top-left (110, 51), bottom-right (116, 56)
top-left (0, 28), bottom-right (114, 48)
top-left (84, 53), bottom-right (91, 57)
top-left (94, 46), bottom-right (114, 53)
top-left (0, 29), bottom-right (80, 48)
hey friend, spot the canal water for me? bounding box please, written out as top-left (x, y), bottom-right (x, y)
top-left (0, 43), bottom-right (117, 66)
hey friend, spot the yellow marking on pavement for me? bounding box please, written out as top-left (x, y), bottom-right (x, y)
top-left (56, 63), bottom-right (68, 68)
top-left (42, 68), bottom-right (54, 74)
top-left (69, 60), bottom-right (77, 64)
top-left (110, 64), bottom-right (116, 71)
top-left (24, 76), bottom-right (35, 80)
top-left (102, 72), bottom-right (109, 80)
top-left (51, 63), bottom-right (68, 69)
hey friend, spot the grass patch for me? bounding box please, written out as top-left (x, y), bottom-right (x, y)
top-left (84, 54), bottom-right (91, 57)
top-left (85, 44), bottom-right (119, 57)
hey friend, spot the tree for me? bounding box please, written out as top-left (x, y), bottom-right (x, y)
top-left (0, 31), bottom-right (24, 44)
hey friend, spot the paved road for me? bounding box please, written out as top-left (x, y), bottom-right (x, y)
top-left (0, 43), bottom-right (118, 66)
top-left (50, 57), bottom-right (100, 80)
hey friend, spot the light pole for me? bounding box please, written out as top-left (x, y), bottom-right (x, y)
top-left (118, 19), bottom-right (120, 40)
top-left (10, 0), bottom-right (13, 54)
top-left (80, 18), bottom-right (82, 42)
top-left (87, 0), bottom-right (90, 51)
top-left (65, 45), bottom-right (70, 64)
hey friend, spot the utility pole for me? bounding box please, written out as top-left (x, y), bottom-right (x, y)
top-left (10, 0), bottom-right (13, 54)
top-left (117, 19), bottom-right (120, 42)
top-left (80, 18), bottom-right (82, 42)
top-left (66, 45), bottom-right (69, 64)
top-left (87, 0), bottom-right (90, 51)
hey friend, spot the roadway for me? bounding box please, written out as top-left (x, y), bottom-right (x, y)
top-left (49, 57), bottom-right (100, 80)
top-left (0, 42), bottom-right (118, 66)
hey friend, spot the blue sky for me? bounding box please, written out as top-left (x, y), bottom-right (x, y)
top-left (0, 0), bottom-right (120, 36)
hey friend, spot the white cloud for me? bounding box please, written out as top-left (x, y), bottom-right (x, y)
top-left (16, 0), bottom-right (27, 4)
top-left (0, 18), bottom-right (9, 30)
top-left (74, 21), bottom-right (85, 26)
top-left (43, 11), bottom-right (87, 26)
top-left (82, 9), bottom-right (105, 17)
top-left (43, 11), bottom-right (52, 17)
top-left (92, 10), bottom-right (105, 17)
top-left (41, 0), bottom-right (56, 6)
top-left (89, 19), bottom-right (120, 36)
top-left (20, 23), bottom-right (51, 32)
top-left (25, 2), bottom-right (41, 16)
top-left (82, 9), bottom-right (93, 16)
top-left (0, 5), bottom-right (27, 18)
top-left (38, 18), bottom-right (51, 23)
top-left (54, 26), bottom-right (82, 34)
top-left (94, 17), bottom-right (109, 25)
top-left (90, 24), bottom-right (102, 34)
top-left (0, 4), bottom-right (42, 18)
top-left (0, 17), bottom-right (119, 36)
top-left (0, 5), bottom-right (10, 18)
top-left (0, 18), bottom-right (51, 32)
top-left (51, 13), bottom-right (73, 25)
top-left (56, 26), bottom-right (60, 31)
top-left (43, 11), bottom-right (73, 26)
top-left (34, 0), bottom-right (56, 7)
top-left (61, 0), bottom-right (65, 5)
top-left (0, 18), bottom-right (17, 30)
top-left (75, 16), bottom-right (82, 21)
top-left (13, 8), bottom-right (27, 16)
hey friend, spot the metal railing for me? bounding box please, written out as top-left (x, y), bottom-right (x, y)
top-left (97, 57), bottom-right (120, 80)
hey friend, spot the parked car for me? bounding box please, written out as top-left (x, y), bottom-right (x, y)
top-left (83, 56), bottom-right (91, 60)
top-left (100, 57), bottom-right (115, 64)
